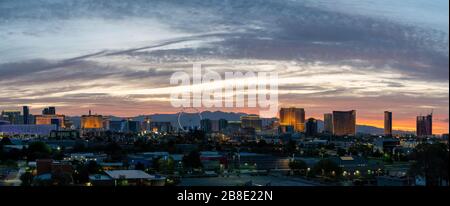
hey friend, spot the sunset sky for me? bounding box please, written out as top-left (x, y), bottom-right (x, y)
top-left (0, 0), bottom-right (448, 134)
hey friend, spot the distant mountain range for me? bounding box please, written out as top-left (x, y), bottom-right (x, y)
top-left (68, 111), bottom-right (413, 135)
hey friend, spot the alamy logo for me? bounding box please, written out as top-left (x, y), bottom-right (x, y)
top-left (169, 64), bottom-right (280, 117)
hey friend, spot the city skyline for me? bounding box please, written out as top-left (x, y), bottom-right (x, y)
top-left (0, 0), bottom-right (448, 134)
top-left (0, 0), bottom-right (448, 190)
top-left (0, 105), bottom-right (445, 135)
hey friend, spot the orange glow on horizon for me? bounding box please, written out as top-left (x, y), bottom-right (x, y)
top-left (27, 106), bottom-right (449, 135)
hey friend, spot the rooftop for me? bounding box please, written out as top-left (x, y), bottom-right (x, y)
top-left (89, 174), bottom-right (112, 181)
top-left (105, 170), bottom-right (153, 180)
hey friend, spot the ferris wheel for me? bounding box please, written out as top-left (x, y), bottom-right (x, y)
top-left (177, 107), bottom-right (203, 132)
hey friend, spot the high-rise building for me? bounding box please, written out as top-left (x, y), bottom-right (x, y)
top-left (332, 110), bottom-right (356, 136)
top-left (23, 106), bottom-right (30, 125)
top-left (218, 119), bottom-right (228, 131)
top-left (211, 120), bottom-right (220, 132)
top-left (149, 122), bottom-right (172, 133)
top-left (35, 115), bottom-right (66, 128)
top-left (200, 119), bottom-right (213, 133)
top-left (141, 116), bottom-right (152, 133)
top-left (323, 113), bottom-right (333, 134)
top-left (109, 120), bottom-right (124, 132)
top-left (1, 110), bottom-right (22, 124)
top-left (127, 120), bottom-right (141, 133)
top-left (108, 119), bottom-right (141, 133)
top-left (50, 118), bottom-right (61, 130)
top-left (416, 113), bottom-right (432, 137)
top-left (278, 125), bottom-right (295, 134)
top-left (42, 107), bottom-right (56, 115)
top-left (225, 121), bottom-right (242, 134)
top-left (279, 107), bottom-right (305, 132)
top-left (384, 111), bottom-right (393, 136)
top-left (81, 110), bottom-right (104, 129)
top-left (241, 115), bottom-right (262, 132)
top-left (305, 118), bottom-right (318, 137)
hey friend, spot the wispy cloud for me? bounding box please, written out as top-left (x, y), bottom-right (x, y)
top-left (0, 0), bottom-right (448, 133)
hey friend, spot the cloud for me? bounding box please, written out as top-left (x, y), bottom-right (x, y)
top-left (0, 0), bottom-right (448, 133)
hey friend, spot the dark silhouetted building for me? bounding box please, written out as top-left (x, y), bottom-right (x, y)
top-left (218, 119), bottom-right (228, 131)
top-left (200, 119), bottom-right (212, 133)
top-left (23, 106), bottom-right (30, 124)
top-left (108, 119), bottom-right (140, 133)
top-left (50, 118), bottom-right (61, 130)
top-left (42, 107), bottom-right (56, 115)
top-left (333, 110), bottom-right (356, 136)
top-left (225, 121), bottom-right (241, 134)
top-left (150, 122), bottom-right (172, 133)
top-left (241, 115), bottom-right (262, 132)
top-left (324, 113), bottom-right (333, 134)
top-left (109, 121), bottom-right (124, 132)
top-left (384, 111), bottom-right (392, 136)
top-left (416, 113), bottom-right (432, 137)
top-left (305, 118), bottom-right (318, 137)
top-left (1, 110), bottom-right (21, 124)
top-left (128, 120), bottom-right (140, 133)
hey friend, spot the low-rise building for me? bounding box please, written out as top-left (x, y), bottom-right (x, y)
top-left (0, 124), bottom-right (57, 137)
top-left (200, 151), bottom-right (227, 171)
top-left (330, 156), bottom-right (381, 177)
top-left (374, 138), bottom-right (400, 153)
top-left (377, 170), bottom-right (412, 186)
top-left (104, 170), bottom-right (166, 186)
top-left (88, 174), bottom-right (114, 186)
top-left (64, 153), bottom-right (107, 163)
top-left (235, 153), bottom-right (290, 171)
top-left (36, 159), bottom-right (73, 176)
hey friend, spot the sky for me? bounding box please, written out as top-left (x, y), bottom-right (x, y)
top-left (0, 0), bottom-right (448, 134)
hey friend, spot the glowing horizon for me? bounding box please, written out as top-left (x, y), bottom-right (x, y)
top-left (1, 1), bottom-right (448, 135)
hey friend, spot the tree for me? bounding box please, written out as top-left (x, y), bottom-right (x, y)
top-left (337, 148), bottom-right (347, 156)
top-left (1, 148), bottom-right (23, 161)
top-left (312, 159), bottom-right (342, 179)
top-left (0, 137), bottom-right (12, 146)
top-left (372, 149), bottom-right (383, 158)
top-left (26, 141), bottom-right (52, 160)
top-left (72, 141), bottom-right (87, 152)
top-left (86, 161), bottom-right (102, 174)
top-left (325, 143), bottom-right (335, 150)
top-left (383, 153), bottom-right (393, 164)
top-left (135, 162), bottom-right (146, 171)
top-left (167, 140), bottom-right (177, 154)
top-left (289, 160), bottom-right (308, 175)
top-left (20, 171), bottom-right (34, 186)
top-left (105, 142), bottom-right (124, 161)
top-left (157, 157), bottom-right (175, 174)
top-left (186, 130), bottom-right (206, 143)
top-left (285, 139), bottom-right (297, 154)
top-left (52, 172), bottom-right (73, 186)
top-left (348, 143), bottom-right (372, 157)
top-left (152, 157), bottom-right (161, 172)
top-left (72, 161), bottom-right (102, 184)
top-left (409, 143), bottom-right (449, 186)
top-left (182, 150), bottom-right (203, 170)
